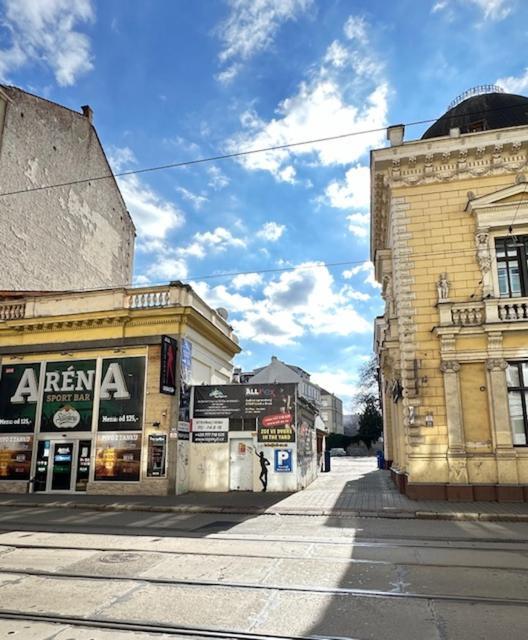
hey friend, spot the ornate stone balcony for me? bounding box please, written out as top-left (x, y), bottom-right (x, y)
top-left (0, 302), bottom-right (26, 321)
top-left (438, 296), bottom-right (528, 327)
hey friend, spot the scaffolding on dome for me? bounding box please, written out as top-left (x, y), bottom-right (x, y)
top-left (447, 85), bottom-right (505, 110)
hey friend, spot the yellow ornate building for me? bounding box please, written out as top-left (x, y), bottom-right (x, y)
top-left (372, 87), bottom-right (528, 501)
top-left (0, 283), bottom-right (239, 495)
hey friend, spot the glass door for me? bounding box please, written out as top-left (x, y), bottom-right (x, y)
top-left (33, 440), bottom-right (51, 492)
top-left (50, 442), bottom-right (74, 491)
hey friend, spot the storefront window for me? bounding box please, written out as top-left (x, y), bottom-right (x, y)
top-left (94, 433), bottom-right (141, 481)
top-left (506, 362), bottom-right (528, 445)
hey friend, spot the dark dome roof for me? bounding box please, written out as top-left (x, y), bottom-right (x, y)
top-left (422, 92), bottom-right (528, 139)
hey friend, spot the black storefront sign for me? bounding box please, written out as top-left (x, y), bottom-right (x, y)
top-left (147, 433), bottom-right (167, 477)
top-left (160, 336), bottom-right (177, 395)
top-left (0, 363), bottom-right (42, 433)
top-left (98, 357), bottom-right (145, 431)
top-left (40, 360), bottom-right (97, 433)
top-left (179, 339), bottom-right (192, 421)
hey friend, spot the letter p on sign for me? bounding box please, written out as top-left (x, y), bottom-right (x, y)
top-left (274, 449), bottom-right (292, 472)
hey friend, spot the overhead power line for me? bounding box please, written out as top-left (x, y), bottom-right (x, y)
top-left (2, 97), bottom-right (528, 199)
top-left (1, 243), bottom-right (508, 296)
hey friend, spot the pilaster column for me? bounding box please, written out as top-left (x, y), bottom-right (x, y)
top-left (440, 360), bottom-right (469, 483)
top-left (486, 358), bottom-right (519, 484)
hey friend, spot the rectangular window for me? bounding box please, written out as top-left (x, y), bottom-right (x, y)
top-left (495, 236), bottom-right (528, 298)
top-left (506, 362), bottom-right (528, 446)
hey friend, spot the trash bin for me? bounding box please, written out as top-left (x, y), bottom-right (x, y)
top-left (323, 449), bottom-right (331, 473)
top-left (376, 450), bottom-right (385, 469)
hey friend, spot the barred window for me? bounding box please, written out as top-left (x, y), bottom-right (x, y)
top-left (506, 362), bottom-right (528, 446)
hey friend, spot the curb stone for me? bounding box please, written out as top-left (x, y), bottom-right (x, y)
top-left (0, 499), bottom-right (527, 522)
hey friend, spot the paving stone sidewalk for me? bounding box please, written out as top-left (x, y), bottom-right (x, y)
top-left (1, 457), bottom-right (528, 522)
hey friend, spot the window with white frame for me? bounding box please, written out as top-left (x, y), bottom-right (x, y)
top-left (495, 236), bottom-right (528, 298)
top-left (506, 362), bottom-right (528, 445)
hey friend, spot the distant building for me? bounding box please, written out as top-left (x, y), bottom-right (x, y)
top-left (240, 356), bottom-right (322, 407)
top-left (319, 389), bottom-right (344, 434)
top-left (0, 85), bottom-right (135, 291)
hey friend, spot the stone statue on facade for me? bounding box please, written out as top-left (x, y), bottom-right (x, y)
top-left (437, 273), bottom-right (449, 302)
top-left (475, 231), bottom-right (492, 296)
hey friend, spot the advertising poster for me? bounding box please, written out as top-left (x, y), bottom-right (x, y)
top-left (160, 335), bottom-right (177, 395)
top-left (98, 357), bottom-right (145, 431)
top-left (179, 338), bottom-right (192, 421)
top-left (147, 433), bottom-right (167, 477)
top-left (177, 421), bottom-right (190, 441)
top-left (0, 435), bottom-right (33, 480)
top-left (194, 384), bottom-right (295, 417)
top-left (94, 432), bottom-right (141, 481)
top-left (191, 417), bottom-right (228, 443)
top-left (40, 360), bottom-right (97, 433)
top-left (0, 363), bottom-right (41, 433)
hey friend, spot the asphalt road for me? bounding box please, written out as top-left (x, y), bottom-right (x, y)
top-left (0, 503), bottom-right (527, 639)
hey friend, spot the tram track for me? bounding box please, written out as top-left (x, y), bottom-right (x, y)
top-left (0, 565), bottom-right (527, 607)
top-left (0, 611), bottom-right (359, 640)
top-left (2, 528), bottom-right (528, 551)
top-left (1, 539), bottom-right (528, 573)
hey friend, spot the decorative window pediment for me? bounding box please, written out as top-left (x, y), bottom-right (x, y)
top-left (466, 181), bottom-right (528, 230)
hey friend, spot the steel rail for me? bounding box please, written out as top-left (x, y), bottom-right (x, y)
top-left (2, 527), bottom-right (528, 550)
top-left (1, 540), bottom-right (528, 573)
top-left (0, 566), bottom-right (527, 607)
top-left (0, 611), bottom-right (357, 640)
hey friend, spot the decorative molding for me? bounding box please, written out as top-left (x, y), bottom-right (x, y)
top-left (440, 360), bottom-right (461, 373)
top-left (486, 358), bottom-right (508, 371)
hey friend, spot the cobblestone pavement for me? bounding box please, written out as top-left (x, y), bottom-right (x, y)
top-left (1, 457), bottom-right (528, 521)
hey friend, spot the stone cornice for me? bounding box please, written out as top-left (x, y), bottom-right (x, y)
top-left (371, 128), bottom-right (528, 257)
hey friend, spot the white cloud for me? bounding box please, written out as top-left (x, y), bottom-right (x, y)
top-left (0, 0), bottom-right (94, 86)
top-left (207, 166), bottom-right (230, 190)
top-left (215, 0), bottom-right (313, 83)
top-left (118, 174), bottom-right (184, 241)
top-left (325, 165), bottom-right (370, 209)
top-left (343, 261), bottom-right (380, 289)
top-left (256, 222), bottom-right (286, 242)
top-left (176, 226), bottom-right (247, 260)
top-left (433, 0), bottom-right (511, 20)
top-left (324, 41), bottom-right (349, 68)
top-left (232, 273), bottom-right (264, 289)
top-left (347, 213), bottom-right (370, 238)
top-left (343, 15), bottom-right (368, 43)
top-left (311, 369), bottom-right (359, 405)
top-left (195, 263), bottom-right (372, 346)
top-left (107, 146), bottom-right (185, 241)
top-left (176, 187), bottom-right (208, 210)
top-left (497, 68), bottom-right (528, 94)
top-left (145, 257), bottom-right (188, 282)
top-left (227, 16), bottom-right (388, 181)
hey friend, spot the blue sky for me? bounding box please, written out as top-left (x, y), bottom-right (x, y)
top-left (1, 0), bottom-right (527, 409)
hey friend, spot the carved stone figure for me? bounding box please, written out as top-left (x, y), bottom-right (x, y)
top-left (437, 273), bottom-right (450, 301)
top-left (475, 231), bottom-right (492, 296)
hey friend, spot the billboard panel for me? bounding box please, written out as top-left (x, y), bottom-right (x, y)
top-left (40, 360), bottom-right (97, 433)
top-left (0, 363), bottom-right (41, 433)
top-left (98, 357), bottom-right (145, 431)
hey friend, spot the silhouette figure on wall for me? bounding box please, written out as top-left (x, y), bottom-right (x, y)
top-left (256, 450), bottom-right (270, 492)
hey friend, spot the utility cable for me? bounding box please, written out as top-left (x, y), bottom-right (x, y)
top-left (2, 97), bottom-right (528, 199)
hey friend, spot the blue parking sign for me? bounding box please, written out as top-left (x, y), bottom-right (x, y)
top-left (274, 449), bottom-right (292, 472)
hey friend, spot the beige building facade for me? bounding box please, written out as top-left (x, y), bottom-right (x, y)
top-left (372, 88), bottom-right (528, 501)
top-left (0, 283), bottom-right (239, 496)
